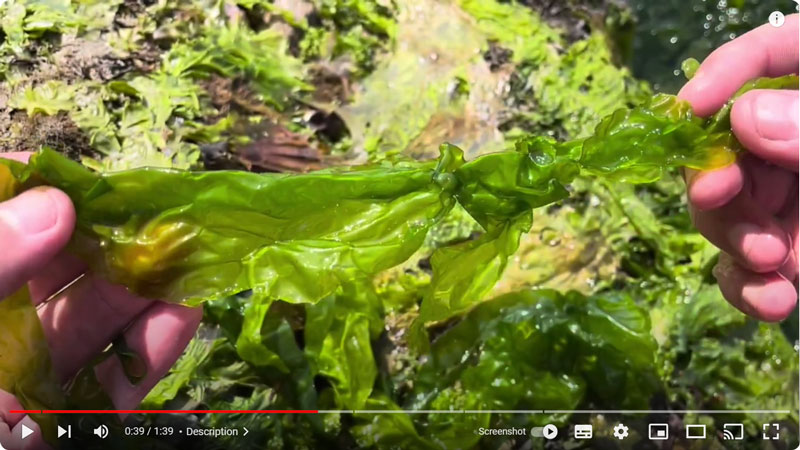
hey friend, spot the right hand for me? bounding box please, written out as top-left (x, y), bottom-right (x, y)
top-left (678, 14), bottom-right (799, 321)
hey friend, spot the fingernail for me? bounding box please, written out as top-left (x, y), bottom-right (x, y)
top-left (0, 188), bottom-right (59, 234)
top-left (753, 91), bottom-right (800, 141)
top-left (741, 275), bottom-right (798, 322)
top-left (727, 222), bottom-right (788, 271)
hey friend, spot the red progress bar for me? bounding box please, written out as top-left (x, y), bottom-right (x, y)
top-left (11, 410), bottom-right (318, 414)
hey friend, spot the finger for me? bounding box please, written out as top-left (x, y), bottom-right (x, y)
top-left (0, 153), bottom-right (33, 164)
top-left (27, 252), bottom-right (87, 306)
top-left (778, 186), bottom-right (799, 280)
top-left (714, 253), bottom-right (798, 322)
top-left (0, 188), bottom-right (75, 299)
top-left (690, 194), bottom-right (791, 273)
top-left (0, 414), bottom-right (49, 450)
top-left (731, 89), bottom-right (799, 171)
top-left (744, 155), bottom-right (796, 215)
top-left (37, 276), bottom-right (153, 382)
top-left (0, 391), bottom-right (24, 429)
top-left (95, 303), bottom-right (202, 410)
top-left (679, 14), bottom-right (799, 117)
top-left (685, 163), bottom-right (744, 211)
top-left (0, 422), bottom-right (10, 450)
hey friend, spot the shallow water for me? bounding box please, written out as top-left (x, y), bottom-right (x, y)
top-left (629, 0), bottom-right (795, 92)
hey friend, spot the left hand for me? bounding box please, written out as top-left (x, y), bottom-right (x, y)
top-left (0, 152), bottom-right (202, 449)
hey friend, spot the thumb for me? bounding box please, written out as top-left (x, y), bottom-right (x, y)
top-left (0, 188), bottom-right (75, 299)
top-left (731, 89), bottom-right (799, 171)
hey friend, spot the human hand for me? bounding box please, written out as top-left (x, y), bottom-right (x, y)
top-left (679, 15), bottom-right (799, 321)
top-left (0, 153), bottom-right (202, 449)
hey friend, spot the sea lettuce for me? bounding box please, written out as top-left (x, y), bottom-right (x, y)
top-left (2, 150), bottom-right (449, 305)
top-left (364, 289), bottom-right (658, 449)
top-left (0, 85), bottom-right (783, 309)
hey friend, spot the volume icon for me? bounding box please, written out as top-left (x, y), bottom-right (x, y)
top-left (93, 425), bottom-right (109, 439)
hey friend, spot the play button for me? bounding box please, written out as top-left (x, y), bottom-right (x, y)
top-left (542, 424), bottom-right (558, 440)
top-left (20, 424), bottom-right (33, 440)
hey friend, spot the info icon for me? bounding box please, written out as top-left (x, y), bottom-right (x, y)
top-left (649, 423), bottom-right (668, 440)
top-left (769, 11), bottom-right (786, 28)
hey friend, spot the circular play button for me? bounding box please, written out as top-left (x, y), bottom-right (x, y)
top-left (543, 424), bottom-right (558, 440)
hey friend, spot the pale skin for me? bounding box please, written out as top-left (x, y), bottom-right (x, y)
top-left (0, 15), bottom-right (798, 450)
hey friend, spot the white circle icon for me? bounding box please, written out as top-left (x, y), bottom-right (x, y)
top-left (769, 11), bottom-right (785, 28)
top-left (543, 424), bottom-right (558, 440)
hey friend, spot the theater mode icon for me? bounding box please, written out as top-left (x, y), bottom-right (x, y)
top-left (686, 424), bottom-right (706, 439)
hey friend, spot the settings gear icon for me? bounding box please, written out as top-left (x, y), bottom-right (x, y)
top-left (613, 423), bottom-right (629, 440)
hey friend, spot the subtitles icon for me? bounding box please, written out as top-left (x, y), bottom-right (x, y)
top-left (686, 424), bottom-right (706, 439)
top-left (649, 423), bottom-right (668, 440)
top-left (723, 423), bottom-right (743, 440)
top-left (574, 424), bottom-right (592, 439)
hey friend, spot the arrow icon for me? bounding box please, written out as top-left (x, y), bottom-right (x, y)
top-left (21, 424), bottom-right (33, 440)
top-left (243, 427), bottom-right (249, 436)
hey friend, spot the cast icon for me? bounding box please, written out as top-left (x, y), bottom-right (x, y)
top-left (722, 423), bottom-right (743, 440)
